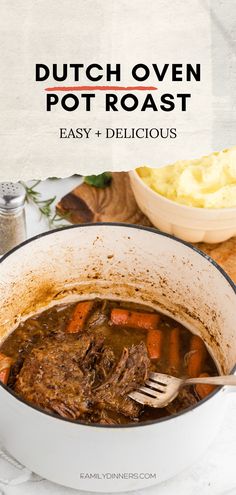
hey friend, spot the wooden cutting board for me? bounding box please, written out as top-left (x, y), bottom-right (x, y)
top-left (57, 173), bottom-right (236, 283)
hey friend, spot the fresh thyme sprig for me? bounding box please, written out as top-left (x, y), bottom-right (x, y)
top-left (21, 180), bottom-right (69, 229)
top-left (48, 212), bottom-right (70, 229)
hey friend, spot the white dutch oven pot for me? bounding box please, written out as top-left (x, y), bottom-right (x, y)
top-left (0, 224), bottom-right (235, 493)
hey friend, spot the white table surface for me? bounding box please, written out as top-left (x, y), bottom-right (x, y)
top-left (0, 178), bottom-right (236, 495)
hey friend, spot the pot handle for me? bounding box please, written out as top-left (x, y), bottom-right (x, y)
top-left (0, 446), bottom-right (41, 486)
top-left (223, 372), bottom-right (236, 394)
top-left (224, 386), bottom-right (236, 394)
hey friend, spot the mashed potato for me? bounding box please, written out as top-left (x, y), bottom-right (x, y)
top-left (137, 147), bottom-right (236, 208)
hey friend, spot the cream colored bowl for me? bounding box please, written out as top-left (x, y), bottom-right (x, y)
top-left (129, 170), bottom-right (236, 243)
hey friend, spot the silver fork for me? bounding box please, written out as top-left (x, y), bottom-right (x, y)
top-left (129, 372), bottom-right (236, 408)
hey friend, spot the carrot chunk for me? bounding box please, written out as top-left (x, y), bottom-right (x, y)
top-left (147, 329), bottom-right (163, 359)
top-left (66, 301), bottom-right (94, 333)
top-left (187, 335), bottom-right (206, 378)
top-left (110, 308), bottom-right (160, 331)
top-left (195, 373), bottom-right (216, 399)
top-left (0, 352), bottom-right (12, 385)
top-left (169, 327), bottom-right (180, 372)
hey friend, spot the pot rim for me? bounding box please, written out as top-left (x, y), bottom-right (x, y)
top-left (0, 222), bottom-right (235, 429)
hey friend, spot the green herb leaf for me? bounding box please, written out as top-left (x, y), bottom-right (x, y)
top-left (20, 181), bottom-right (68, 229)
top-left (84, 172), bottom-right (112, 189)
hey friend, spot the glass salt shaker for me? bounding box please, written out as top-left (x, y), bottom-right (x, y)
top-left (0, 182), bottom-right (26, 256)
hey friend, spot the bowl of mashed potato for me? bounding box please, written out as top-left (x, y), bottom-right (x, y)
top-left (129, 147), bottom-right (236, 243)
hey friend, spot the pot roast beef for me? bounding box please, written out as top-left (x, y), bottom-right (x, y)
top-left (2, 299), bottom-right (219, 425)
top-left (14, 333), bottom-right (150, 423)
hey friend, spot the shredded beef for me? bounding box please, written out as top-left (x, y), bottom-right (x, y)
top-left (94, 342), bottom-right (149, 418)
top-left (14, 333), bottom-right (150, 423)
top-left (166, 387), bottom-right (198, 415)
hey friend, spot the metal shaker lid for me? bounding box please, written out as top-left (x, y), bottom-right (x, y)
top-left (0, 182), bottom-right (26, 210)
